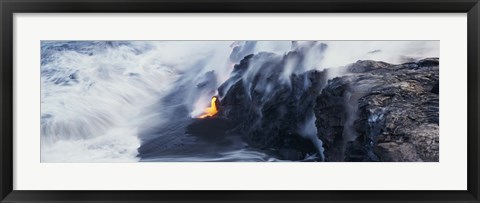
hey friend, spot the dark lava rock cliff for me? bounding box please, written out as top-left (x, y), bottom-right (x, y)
top-left (213, 52), bottom-right (439, 161)
top-left (315, 58), bottom-right (439, 161)
top-left (179, 40), bottom-right (439, 162)
top-left (217, 46), bottom-right (329, 161)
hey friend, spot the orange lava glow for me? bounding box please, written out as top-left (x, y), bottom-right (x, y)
top-left (198, 97), bottom-right (218, 118)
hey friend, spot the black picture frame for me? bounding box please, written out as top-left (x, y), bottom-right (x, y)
top-left (1, 0), bottom-right (479, 202)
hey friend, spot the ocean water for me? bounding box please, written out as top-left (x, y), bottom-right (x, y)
top-left (40, 41), bottom-right (439, 162)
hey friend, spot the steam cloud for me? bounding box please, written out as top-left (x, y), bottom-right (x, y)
top-left (40, 40), bottom-right (439, 162)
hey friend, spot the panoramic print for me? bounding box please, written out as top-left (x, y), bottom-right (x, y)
top-left (40, 41), bottom-right (439, 162)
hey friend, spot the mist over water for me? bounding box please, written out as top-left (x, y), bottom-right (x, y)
top-left (40, 40), bottom-right (439, 162)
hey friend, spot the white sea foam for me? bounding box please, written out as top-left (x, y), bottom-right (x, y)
top-left (41, 41), bottom-right (439, 162)
top-left (41, 41), bottom-right (233, 162)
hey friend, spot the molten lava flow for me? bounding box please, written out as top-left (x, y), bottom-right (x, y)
top-left (198, 96), bottom-right (218, 118)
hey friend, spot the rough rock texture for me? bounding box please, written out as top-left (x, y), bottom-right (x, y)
top-left (217, 46), bottom-right (329, 161)
top-left (188, 44), bottom-right (439, 162)
top-left (315, 58), bottom-right (439, 161)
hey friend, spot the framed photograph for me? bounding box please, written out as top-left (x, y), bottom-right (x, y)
top-left (1, 0), bottom-right (479, 202)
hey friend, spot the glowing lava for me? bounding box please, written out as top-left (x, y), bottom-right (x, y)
top-left (198, 96), bottom-right (218, 118)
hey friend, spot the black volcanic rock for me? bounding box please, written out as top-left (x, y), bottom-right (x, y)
top-left (315, 58), bottom-right (439, 161)
top-left (431, 82), bottom-right (439, 94)
top-left (418, 57), bottom-right (439, 67)
top-left (216, 45), bottom-right (329, 161)
top-left (186, 117), bottom-right (232, 137)
top-left (347, 60), bottom-right (390, 73)
top-left (187, 42), bottom-right (438, 162)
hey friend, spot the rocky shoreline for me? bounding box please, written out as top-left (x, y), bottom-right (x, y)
top-left (316, 58), bottom-right (439, 161)
top-left (206, 51), bottom-right (439, 161)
